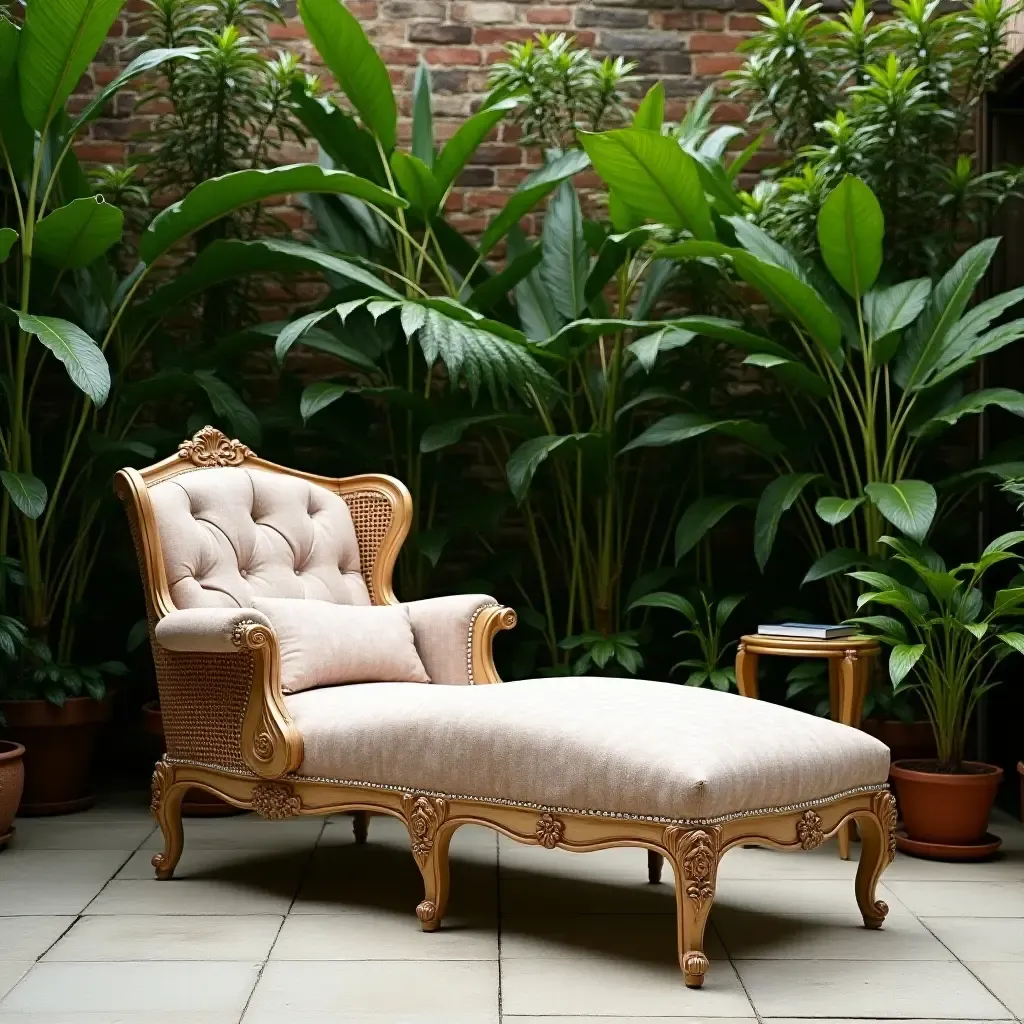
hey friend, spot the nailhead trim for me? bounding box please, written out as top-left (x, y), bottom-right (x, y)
top-left (466, 601), bottom-right (499, 684)
top-left (164, 754), bottom-right (889, 829)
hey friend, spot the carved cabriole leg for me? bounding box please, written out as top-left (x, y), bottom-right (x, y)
top-left (835, 651), bottom-right (865, 860)
top-left (735, 643), bottom-right (759, 699)
top-left (352, 810), bottom-right (369, 845)
top-left (664, 825), bottom-right (721, 988)
top-left (403, 794), bottom-right (451, 932)
top-left (150, 759), bottom-right (186, 880)
top-left (857, 791), bottom-right (897, 929)
top-left (647, 849), bottom-right (664, 884)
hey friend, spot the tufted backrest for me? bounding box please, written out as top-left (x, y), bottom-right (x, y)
top-left (149, 467), bottom-right (371, 610)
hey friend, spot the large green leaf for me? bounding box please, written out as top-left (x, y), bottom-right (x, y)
top-left (675, 496), bottom-right (744, 562)
top-left (508, 225), bottom-right (561, 342)
top-left (741, 352), bottom-right (829, 397)
top-left (894, 238), bottom-right (1001, 390)
top-left (0, 228), bottom-right (16, 263)
top-left (298, 0), bottom-right (397, 149)
top-left (815, 495), bottom-right (864, 525)
top-left (70, 46), bottom-right (198, 133)
top-left (390, 151), bottom-right (441, 214)
top-left (863, 278), bottom-right (930, 346)
top-left (802, 547), bottom-right (866, 585)
top-left (816, 175), bottom-right (883, 298)
top-left (33, 196), bottom-right (123, 268)
top-left (139, 164), bottom-right (407, 264)
top-left (889, 643), bottom-right (925, 686)
top-left (727, 217), bottom-right (808, 280)
top-left (632, 81), bottom-right (664, 131)
top-left (478, 149), bottom-right (591, 257)
top-left (0, 19), bottom-right (33, 181)
top-left (193, 370), bottom-right (261, 446)
top-left (420, 413), bottom-right (532, 453)
top-left (289, 85), bottom-right (384, 183)
top-left (578, 128), bottom-right (715, 240)
top-left (754, 472), bottom-right (821, 570)
top-left (630, 327), bottom-right (696, 372)
top-left (18, 313), bottom-right (109, 405)
top-left (19, 0), bottom-right (123, 131)
top-left (466, 242), bottom-right (542, 314)
top-left (0, 471), bottom-right (47, 519)
top-left (629, 591), bottom-right (696, 621)
top-left (622, 412), bottom-right (783, 456)
top-left (540, 182), bottom-right (588, 321)
top-left (506, 433), bottom-right (596, 502)
top-left (433, 98), bottom-right (519, 198)
top-left (864, 480), bottom-right (936, 542)
top-left (913, 388), bottom-right (1024, 437)
top-left (411, 60), bottom-right (433, 166)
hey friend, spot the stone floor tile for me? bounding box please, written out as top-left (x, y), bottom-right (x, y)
top-left (499, 913), bottom-right (726, 962)
top-left (0, 1014), bottom-right (241, 1023)
top-left (967, 961), bottom-right (1024, 1018)
top-left (141, 817), bottom-right (322, 851)
top-left (501, 957), bottom-right (753, 1017)
top-left (0, 918), bottom-right (73, 961)
top-left (734, 958), bottom-right (1013, 1019)
top-left (923, 917), bottom-right (1024, 962)
top-left (0, 961), bottom-right (260, 1014)
top-left (0, 966), bottom-right (30, 1003)
top-left (0, 881), bottom-right (109, 916)
top-left (503, 1018), bottom-right (755, 1023)
top-left (115, 846), bottom-right (308, 882)
top-left (497, 863), bottom-right (677, 915)
top-left (0, 849), bottom-right (130, 883)
top-left (271, 911), bottom-right (496, 960)
top-left (764, 1019), bottom-right (1012, 1023)
top-left (714, 905), bottom-right (953, 960)
top-left (714, 878), bottom-right (909, 919)
top-left (44, 915), bottom-right (283, 961)
top-left (884, 849), bottom-right (1024, 881)
top-left (716, 843), bottom-right (858, 881)
top-left (83, 878), bottom-right (296, 916)
top-left (241, 959), bottom-right (498, 1022)
top-left (8, 820), bottom-right (154, 850)
top-left (886, 879), bottom-right (1024, 918)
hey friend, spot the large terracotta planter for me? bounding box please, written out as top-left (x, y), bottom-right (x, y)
top-left (0, 697), bottom-right (111, 815)
top-left (890, 759), bottom-right (1003, 856)
top-left (863, 719), bottom-right (936, 763)
top-left (0, 740), bottom-right (25, 848)
top-left (141, 701), bottom-right (242, 817)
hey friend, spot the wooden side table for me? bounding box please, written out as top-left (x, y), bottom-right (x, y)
top-left (735, 634), bottom-right (881, 860)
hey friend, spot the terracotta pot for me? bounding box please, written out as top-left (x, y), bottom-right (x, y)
top-left (0, 697), bottom-right (110, 815)
top-left (0, 740), bottom-right (25, 847)
top-left (863, 719), bottom-right (937, 763)
top-left (141, 701), bottom-right (242, 817)
top-left (890, 759), bottom-right (1004, 846)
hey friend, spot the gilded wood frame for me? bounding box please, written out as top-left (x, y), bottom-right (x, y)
top-left (122, 428), bottom-right (897, 989)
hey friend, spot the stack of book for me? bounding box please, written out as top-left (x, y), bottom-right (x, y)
top-left (756, 623), bottom-right (858, 640)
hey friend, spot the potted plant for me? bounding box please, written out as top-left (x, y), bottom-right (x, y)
top-left (0, 739), bottom-right (24, 848)
top-left (849, 534), bottom-right (1024, 858)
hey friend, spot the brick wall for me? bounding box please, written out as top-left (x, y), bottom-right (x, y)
top-left (72, 0), bottom-right (757, 237)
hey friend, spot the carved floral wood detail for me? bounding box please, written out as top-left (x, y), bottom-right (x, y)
top-left (797, 809), bottom-right (825, 850)
top-left (403, 794), bottom-right (447, 866)
top-left (664, 825), bottom-right (720, 913)
top-left (150, 759), bottom-right (173, 815)
top-left (535, 813), bottom-right (565, 849)
top-left (873, 790), bottom-right (898, 862)
top-left (251, 782), bottom-right (301, 819)
top-left (177, 426), bottom-right (253, 467)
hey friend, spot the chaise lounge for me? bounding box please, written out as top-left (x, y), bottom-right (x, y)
top-left (116, 426), bottom-right (897, 988)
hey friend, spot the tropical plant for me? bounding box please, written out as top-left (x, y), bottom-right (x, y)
top-left (730, 0), bottom-right (1024, 277)
top-left (578, 144), bottom-right (1024, 617)
top-left (558, 629), bottom-right (643, 676)
top-left (629, 590), bottom-right (743, 690)
top-left (486, 32), bottom-right (636, 153)
top-left (0, 0), bottom-right (417, 687)
top-left (848, 533), bottom-right (1024, 771)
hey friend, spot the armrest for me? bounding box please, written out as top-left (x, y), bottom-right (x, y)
top-left (402, 594), bottom-right (516, 685)
top-left (154, 607), bottom-right (273, 653)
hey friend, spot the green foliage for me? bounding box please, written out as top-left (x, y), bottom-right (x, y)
top-left (850, 534), bottom-right (1024, 770)
top-left (559, 629), bottom-right (643, 676)
top-left (732, 0), bottom-right (1024, 276)
top-left (486, 32), bottom-right (635, 152)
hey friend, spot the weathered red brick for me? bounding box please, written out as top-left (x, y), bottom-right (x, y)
top-left (73, 142), bottom-right (126, 162)
top-left (689, 32), bottom-right (747, 51)
top-left (380, 46), bottom-right (420, 65)
top-left (526, 7), bottom-right (572, 24)
top-left (423, 46), bottom-right (483, 65)
top-left (693, 53), bottom-right (745, 74)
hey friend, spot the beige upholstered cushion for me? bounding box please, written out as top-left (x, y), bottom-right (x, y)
top-left (252, 597), bottom-right (430, 694)
top-left (154, 606), bottom-right (272, 653)
top-left (403, 594), bottom-right (498, 684)
top-left (149, 467), bottom-right (370, 610)
top-left (286, 678), bottom-right (890, 821)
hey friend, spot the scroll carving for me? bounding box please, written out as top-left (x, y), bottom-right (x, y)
top-left (402, 794), bottom-right (447, 866)
top-left (535, 813), bottom-right (565, 849)
top-left (251, 781), bottom-right (301, 819)
top-left (664, 825), bottom-right (720, 913)
top-left (797, 809), bottom-right (825, 850)
top-left (177, 426), bottom-right (253, 467)
top-left (873, 790), bottom-right (898, 863)
top-left (150, 759), bottom-right (173, 815)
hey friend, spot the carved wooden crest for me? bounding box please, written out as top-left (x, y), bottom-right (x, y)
top-left (535, 813), bottom-right (565, 849)
top-left (664, 825), bottom-right (720, 913)
top-left (177, 426), bottom-right (253, 467)
top-left (797, 809), bottom-right (825, 850)
top-left (403, 794), bottom-right (447, 866)
top-left (873, 790), bottom-right (898, 862)
top-left (150, 759), bottom-right (173, 815)
top-left (251, 781), bottom-right (301, 819)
